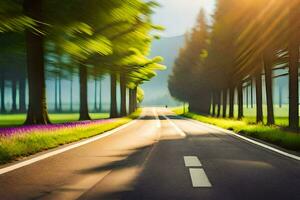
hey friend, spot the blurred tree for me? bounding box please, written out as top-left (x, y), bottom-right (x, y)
top-left (169, 9), bottom-right (210, 114)
top-left (23, 0), bottom-right (50, 124)
top-left (288, 0), bottom-right (300, 130)
top-left (0, 0), bottom-right (37, 33)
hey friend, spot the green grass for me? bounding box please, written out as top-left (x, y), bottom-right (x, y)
top-left (239, 105), bottom-right (292, 127)
top-left (0, 113), bottom-right (109, 127)
top-left (173, 107), bottom-right (300, 151)
top-left (0, 110), bottom-right (141, 164)
top-left (182, 104), bottom-right (299, 127)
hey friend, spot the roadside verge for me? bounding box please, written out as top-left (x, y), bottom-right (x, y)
top-left (172, 109), bottom-right (300, 161)
top-left (0, 110), bottom-right (141, 165)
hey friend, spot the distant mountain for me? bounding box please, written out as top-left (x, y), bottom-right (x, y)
top-left (141, 35), bottom-right (185, 106)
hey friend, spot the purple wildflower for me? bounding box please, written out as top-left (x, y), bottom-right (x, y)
top-left (0, 119), bottom-right (117, 137)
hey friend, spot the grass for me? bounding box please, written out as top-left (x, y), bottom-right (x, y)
top-left (0, 113), bottom-right (109, 127)
top-left (217, 104), bottom-right (300, 127)
top-left (0, 110), bottom-right (141, 164)
top-left (173, 107), bottom-right (300, 151)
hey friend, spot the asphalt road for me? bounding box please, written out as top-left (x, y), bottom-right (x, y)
top-left (0, 108), bottom-right (300, 200)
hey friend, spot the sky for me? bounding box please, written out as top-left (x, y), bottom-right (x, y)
top-left (152, 0), bottom-right (216, 37)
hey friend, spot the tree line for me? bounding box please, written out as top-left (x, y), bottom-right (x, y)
top-left (0, 0), bottom-right (165, 124)
top-left (169, 0), bottom-right (300, 130)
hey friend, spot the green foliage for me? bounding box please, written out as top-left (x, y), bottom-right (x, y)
top-left (136, 87), bottom-right (145, 103)
top-left (0, 0), bottom-right (37, 33)
top-left (0, 0), bottom-right (165, 120)
top-left (61, 35), bottom-right (112, 60)
top-left (169, 9), bottom-right (210, 110)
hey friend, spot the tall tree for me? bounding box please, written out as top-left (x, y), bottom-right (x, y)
top-left (169, 9), bottom-right (210, 114)
top-left (228, 86), bottom-right (234, 118)
top-left (222, 89), bottom-right (227, 118)
top-left (19, 76), bottom-right (26, 112)
top-left (0, 74), bottom-right (5, 113)
top-left (79, 65), bottom-right (91, 120)
top-left (69, 76), bottom-right (73, 112)
top-left (264, 53), bottom-right (275, 125)
top-left (99, 79), bottom-right (102, 112)
top-left (110, 72), bottom-right (118, 118)
top-left (255, 66), bottom-right (263, 123)
top-left (24, 0), bottom-right (50, 124)
top-left (11, 78), bottom-right (18, 113)
top-left (288, 0), bottom-right (300, 130)
top-left (120, 73), bottom-right (127, 117)
top-left (237, 82), bottom-right (243, 119)
top-left (94, 77), bottom-right (97, 112)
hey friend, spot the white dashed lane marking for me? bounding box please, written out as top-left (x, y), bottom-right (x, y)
top-left (184, 156), bottom-right (212, 188)
top-left (184, 156), bottom-right (202, 167)
top-left (189, 168), bottom-right (212, 187)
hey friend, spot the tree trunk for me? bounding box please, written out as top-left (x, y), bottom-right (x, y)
top-left (288, 44), bottom-right (299, 130)
top-left (246, 85), bottom-right (249, 108)
top-left (133, 87), bottom-right (137, 111)
top-left (217, 91), bottom-right (221, 117)
top-left (129, 89), bottom-right (132, 113)
top-left (229, 86), bottom-right (234, 118)
top-left (79, 65), bottom-right (91, 120)
top-left (238, 82), bottom-right (243, 119)
top-left (54, 76), bottom-right (58, 112)
top-left (24, 0), bottom-right (50, 125)
top-left (94, 78), bottom-right (97, 111)
top-left (222, 89), bottom-right (227, 118)
top-left (255, 69), bottom-right (263, 123)
top-left (0, 76), bottom-right (5, 113)
top-left (278, 85), bottom-right (283, 108)
top-left (288, 1), bottom-right (299, 130)
top-left (11, 79), bottom-right (17, 113)
top-left (58, 75), bottom-right (62, 112)
top-left (128, 88), bottom-right (134, 113)
top-left (211, 92), bottom-right (216, 116)
top-left (264, 55), bottom-right (275, 125)
top-left (110, 73), bottom-right (118, 118)
top-left (251, 79), bottom-right (254, 108)
top-left (120, 74), bottom-right (127, 117)
top-left (70, 78), bottom-right (73, 112)
top-left (99, 79), bottom-right (102, 112)
top-left (19, 77), bottom-right (26, 113)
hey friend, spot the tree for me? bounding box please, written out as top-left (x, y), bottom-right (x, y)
top-left (169, 9), bottom-right (210, 114)
top-left (110, 72), bottom-right (118, 118)
top-left (288, 0), bottom-right (300, 130)
top-left (264, 53), bottom-right (275, 125)
top-left (79, 65), bottom-right (91, 120)
top-left (23, 0), bottom-right (50, 124)
top-left (255, 65), bottom-right (263, 123)
top-left (0, 74), bottom-right (5, 113)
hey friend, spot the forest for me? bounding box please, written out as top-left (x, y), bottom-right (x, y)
top-left (169, 0), bottom-right (300, 131)
top-left (0, 0), bottom-right (165, 125)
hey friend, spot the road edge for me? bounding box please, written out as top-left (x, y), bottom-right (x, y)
top-left (0, 114), bottom-right (143, 175)
top-left (178, 115), bottom-right (300, 162)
